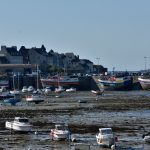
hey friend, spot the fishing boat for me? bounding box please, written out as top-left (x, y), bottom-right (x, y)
top-left (50, 123), bottom-right (70, 141)
top-left (5, 117), bottom-right (32, 133)
top-left (138, 77), bottom-right (150, 90)
top-left (40, 75), bottom-right (79, 88)
top-left (98, 74), bottom-right (133, 90)
top-left (96, 128), bottom-right (117, 148)
top-left (26, 94), bottom-right (44, 104)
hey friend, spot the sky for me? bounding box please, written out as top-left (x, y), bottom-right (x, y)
top-left (0, 0), bottom-right (150, 71)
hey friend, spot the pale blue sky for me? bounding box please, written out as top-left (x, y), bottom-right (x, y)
top-left (0, 0), bottom-right (150, 71)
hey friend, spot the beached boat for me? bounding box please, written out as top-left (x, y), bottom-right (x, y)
top-left (40, 75), bottom-right (79, 88)
top-left (0, 79), bottom-right (9, 87)
top-left (0, 93), bottom-right (14, 100)
top-left (66, 87), bottom-right (76, 92)
top-left (42, 86), bottom-right (51, 94)
top-left (22, 86), bottom-right (28, 93)
top-left (55, 86), bottom-right (65, 93)
top-left (91, 90), bottom-right (104, 96)
top-left (10, 90), bottom-right (20, 95)
top-left (50, 123), bottom-right (70, 141)
top-left (4, 93), bottom-right (21, 106)
top-left (5, 117), bottom-right (32, 133)
top-left (98, 75), bottom-right (133, 90)
top-left (96, 128), bottom-right (117, 148)
top-left (143, 135), bottom-right (150, 143)
top-left (26, 94), bottom-right (44, 104)
top-left (138, 77), bottom-right (150, 90)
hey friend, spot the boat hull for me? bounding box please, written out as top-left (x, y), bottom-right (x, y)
top-left (50, 129), bottom-right (69, 141)
top-left (138, 77), bottom-right (150, 90)
top-left (98, 77), bottom-right (132, 91)
top-left (5, 121), bottom-right (31, 133)
top-left (26, 95), bottom-right (44, 104)
top-left (40, 76), bottom-right (79, 88)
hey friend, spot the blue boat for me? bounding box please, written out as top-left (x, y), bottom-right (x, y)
top-left (4, 98), bottom-right (21, 106)
top-left (4, 94), bottom-right (21, 106)
top-left (98, 74), bottom-right (133, 90)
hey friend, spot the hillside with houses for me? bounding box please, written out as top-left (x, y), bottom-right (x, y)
top-left (0, 45), bottom-right (107, 75)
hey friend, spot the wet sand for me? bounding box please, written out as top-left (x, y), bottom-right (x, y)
top-left (0, 91), bottom-right (150, 150)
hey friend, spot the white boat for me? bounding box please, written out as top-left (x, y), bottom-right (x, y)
top-left (66, 87), bottom-right (76, 92)
top-left (91, 90), bottom-right (104, 96)
top-left (43, 87), bottom-right (51, 94)
top-left (144, 135), bottom-right (150, 143)
top-left (5, 117), bottom-right (31, 133)
top-left (22, 86), bottom-right (28, 93)
top-left (10, 90), bottom-right (20, 95)
top-left (96, 128), bottom-right (117, 148)
top-left (50, 123), bottom-right (70, 141)
top-left (27, 86), bottom-right (34, 92)
top-left (55, 86), bottom-right (65, 93)
top-left (26, 94), bottom-right (44, 104)
top-left (138, 77), bottom-right (150, 90)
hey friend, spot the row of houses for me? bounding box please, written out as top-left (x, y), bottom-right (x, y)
top-left (0, 45), bottom-right (107, 74)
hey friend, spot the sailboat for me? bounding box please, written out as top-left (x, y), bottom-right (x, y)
top-left (10, 73), bottom-right (20, 94)
top-left (26, 65), bottom-right (44, 104)
top-left (55, 75), bottom-right (65, 94)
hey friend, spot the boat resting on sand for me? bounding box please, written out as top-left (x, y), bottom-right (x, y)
top-left (50, 123), bottom-right (70, 141)
top-left (5, 117), bottom-right (32, 133)
top-left (138, 77), bottom-right (150, 90)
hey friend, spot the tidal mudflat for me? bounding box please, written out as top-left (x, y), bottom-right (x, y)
top-left (0, 91), bottom-right (150, 150)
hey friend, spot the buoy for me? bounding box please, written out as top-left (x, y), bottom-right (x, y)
top-left (34, 131), bottom-right (38, 135)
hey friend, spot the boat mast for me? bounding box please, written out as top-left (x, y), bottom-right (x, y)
top-left (37, 64), bottom-right (39, 89)
top-left (13, 73), bottom-right (15, 90)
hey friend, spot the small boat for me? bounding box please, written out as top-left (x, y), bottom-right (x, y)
top-left (0, 93), bottom-right (14, 100)
top-left (144, 135), bottom-right (150, 143)
top-left (10, 90), bottom-right (20, 95)
top-left (5, 117), bottom-right (32, 133)
top-left (143, 133), bottom-right (150, 143)
top-left (4, 93), bottom-right (21, 106)
top-left (91, 90), bottom-right (104, 96)
top-left (55, 86), bottom-right (65, 93)
top-left (50, 123), bottom-right (70, 141)
top-left (43, 87), bottom-right (51, 94)
top-left (27, 86), bottom-right (34, 92)
top-left (26, 94), bottom-right (44, 104)
top-left (66, 87), bottom-right (76, 92)
top-left (96, 128), bottom-right (117, 148)
top-left (4, 98), bottom-right (21, 106)
top-left (22, 86), bottom-right (28, 93)
top-left (138, 77), bottom-right (150, 90)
